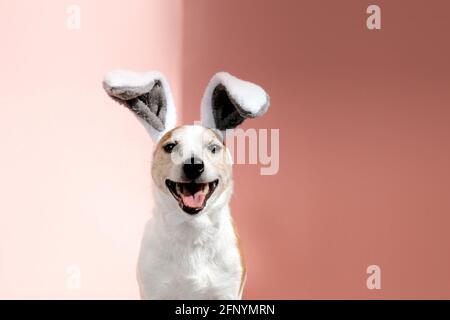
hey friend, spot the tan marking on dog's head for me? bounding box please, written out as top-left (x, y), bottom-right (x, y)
top-left (154, 127), bottom-right (176, 152)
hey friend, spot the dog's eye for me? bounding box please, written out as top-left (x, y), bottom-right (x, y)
top-left (163, 142), bottom-right (177, 153)
top-left (207, 143), bottom-right (221, 154)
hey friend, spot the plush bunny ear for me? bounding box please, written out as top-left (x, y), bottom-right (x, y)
top-left (200, 72), bottom-right (270, 131)
top-left (103, 70), bottom-right (176, 142)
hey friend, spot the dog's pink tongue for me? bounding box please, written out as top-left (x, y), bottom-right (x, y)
top-left (181, 191), bottom-right (206, 208)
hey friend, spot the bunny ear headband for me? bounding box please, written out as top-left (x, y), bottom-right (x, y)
top-left (103, 70), bottom-right (270, 142)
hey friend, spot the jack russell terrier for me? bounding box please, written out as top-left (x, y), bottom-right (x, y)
top-left (103, 70), bottom-right (270, 299)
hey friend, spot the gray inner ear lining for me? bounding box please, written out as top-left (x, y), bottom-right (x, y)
top-left (127, 98), bottom-right (165, 132)
top-left (106, 83), bottom-right (154, 100)
top-left (113, 81), bottom-right (167, 132)
top-left (212, 84), bottom-right (246, 131)
top-left (211, 84), bottom-right (269, 130)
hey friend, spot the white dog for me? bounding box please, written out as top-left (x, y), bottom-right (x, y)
top-left (103, 70), bottom-right (269, 299)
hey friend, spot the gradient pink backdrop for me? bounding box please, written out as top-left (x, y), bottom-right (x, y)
top-left (1, 0), bottom-right (450, 299)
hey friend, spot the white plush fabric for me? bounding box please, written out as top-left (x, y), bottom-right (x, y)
top-left (104, 70), bottom-right (161, 91)
top-left (200, 72), bottom-right (269, 130)
top-left (103, 70), bottom-right (177, 142)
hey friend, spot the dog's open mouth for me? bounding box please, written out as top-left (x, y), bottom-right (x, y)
top-left (165, 179), bottom-right (219, 215)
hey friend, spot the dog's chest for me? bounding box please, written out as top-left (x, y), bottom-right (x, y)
top-left (138, 217), bottom-right (242, 299)
top-left (159, 244), bottom-right (237, 299)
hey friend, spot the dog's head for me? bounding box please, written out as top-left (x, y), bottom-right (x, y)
top-left (103, 71), bottom-right (269, 216)
top-left (152, 125), bottom-right (230, 215)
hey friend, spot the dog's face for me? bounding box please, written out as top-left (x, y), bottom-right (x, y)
top-left (152, 125), bottom-right (232, 215)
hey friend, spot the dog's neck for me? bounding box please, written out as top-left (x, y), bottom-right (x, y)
top-left (151, 185), bottom-right (233, 244)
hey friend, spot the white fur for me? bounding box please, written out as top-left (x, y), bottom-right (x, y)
top-left (104, 70), bottom-right (162, 89)
top-left (137, 186), bottom-right (243, 300)
top-left (201, 72), bottom-right (269, 129)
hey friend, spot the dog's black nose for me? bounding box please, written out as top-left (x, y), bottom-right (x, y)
top-left (183, 156), bottom-right (204, 180)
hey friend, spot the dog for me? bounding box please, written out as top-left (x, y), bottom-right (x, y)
top-left (103, 70), bottom-right (269, 299)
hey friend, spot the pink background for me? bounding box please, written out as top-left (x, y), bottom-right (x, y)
top-left (1, 0), bottom-right (450, 299)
